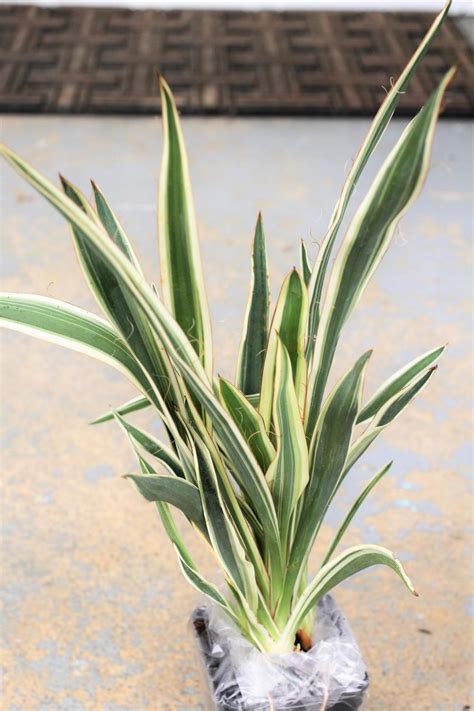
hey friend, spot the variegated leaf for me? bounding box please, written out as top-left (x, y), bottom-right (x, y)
top-left (306, 68), bottom-right (455, 435)
top-left (158, 76), bottom-right (213, 378)
top-left (236, 213), bottom-right (270, 395)
top-left (266, 339), bottom-right (308, 554)
top-left (259, 269), bottom-right (308, 429)
top-left (306, 1), bottom-right (452, 362)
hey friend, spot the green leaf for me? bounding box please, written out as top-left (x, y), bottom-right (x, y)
top-left (0, 144), bottom-right (208, 386)
top-left (0, 293), bottom-right (149, 393)
top-left (284, 544), bottom-right (417, 640)
top-left (345, 366), bottom-right (437, 475)
top-left (322, 461), bottom-right (392, 566)
top-left (246, 393), bottom-right (260, 407)
top-left (193, 437), bottom-right (259, 611)
top-left (177, 553), bottom-right (242, 627)
top-left (306, 1), bottom-right (452, 362)
top-left (91, 180), bottom-right (143, 272)
top-left (236, 213), bottom-right (270, 395)
top-left (219, 377), bottom-right (275, 471)
top-left (266, 340), bottom-right (309, 554)
top-left (60, 175), bottom-right (180, 413)
top-left (357, 345), bottom-right (445, 423)
top-left (113, 411), bottom-right (184, 478)
top-left (300, 240), bottom-right (312, 287)
top-left (277, 350), bottom-right (370, 624)
top-left (90, 395), bottom-right (151, 425)
top-left (126, 473), bottom-right (207, 534)
top-left (125, 434), bottom-right (198, 569)
top-left (176, 357), bottom-right (283, 597)
top-left (158, 76), bottom-right (213, 378)
top-left (306, 68), bottom-right (455, 435)
top-left (259, 269), bottom-right (308, 429)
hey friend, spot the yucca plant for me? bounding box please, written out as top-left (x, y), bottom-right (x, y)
top-left (1, 3), bottom-right (452, 660)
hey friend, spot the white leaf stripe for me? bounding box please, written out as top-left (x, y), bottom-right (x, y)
top-left (259, 269), bottom-right (308, 429)
top-left (177, 356), bottom-right (283, 593)
top-left (194, 440), bottom-right (259, 611)
top-left (61, 175), bottom-right (184, 419)
top-left (113, 411), bottom-right (184, 478)
top-left (219, 377), bottom-right (275, 471)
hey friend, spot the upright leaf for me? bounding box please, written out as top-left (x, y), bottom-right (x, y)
top-left (266, 340), bottom-right (309, 554)
top-left (91, 180), bottom-right (143, 272)
top-left (236, 213), bottom-right (270, 395)
top-left (277, 351), bottom-right (370, 624)
top-left (219, 377), bottom-right (275, 471)
top-left (0, 145), bottom-right (208, 385)
top-left (176, 357), bottom-right (283, 597)
top-left (61, 176), bottom-right (179, 411)
top-left (259, 269), bottom-right (308, 429)
top-left (193, 438), bottom-right (259, 612)
top-left (158, 76), bottom-right (213, 378)
top-left (300, 240), bottom-right (312, 287)
top-left (306, 69), bottom-right (455, 435)
top-left (306, 1), bottom-right (452, 362)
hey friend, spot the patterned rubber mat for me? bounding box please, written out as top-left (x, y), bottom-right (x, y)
top-left (1, 5), bottom-right (472, 115)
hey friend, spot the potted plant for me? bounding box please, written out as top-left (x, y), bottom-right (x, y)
top-left (0, 3), bottom-right (453, 708)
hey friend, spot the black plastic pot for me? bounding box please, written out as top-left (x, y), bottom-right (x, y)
top-left (191, 595), bottom-right (369, 711)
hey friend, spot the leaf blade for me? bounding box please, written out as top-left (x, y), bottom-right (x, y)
top-left (236, 213), bottom-right (270, 395)
top-left (306, 68), bottom-right (455, 435)
top-left (219, 377), bottom-right (275, 471)
top-left (285, 544), bottom-right (417, 639)
top-left (158, 76), bottom-right (213, 378)
top-left (357, 345), bottom-right (445, 423)
top-left (90, 395), bottom-right (151, 425)
top-left (321, 461), bottom-right (393, 566)
top-left (0, 292), bottom-right (149, 393)
top-left (306, 2), bottom-right (452, 362)
top-left (259, 269), bottom-right (308, 429)
top-left (126, 473), bottom-right (207, 534)
top-left (277, 350), bottom-right (371, 623)
top-left (266, 340), bottom-right (309, 553)
top-left (345, 366), bottom-right (437, 475)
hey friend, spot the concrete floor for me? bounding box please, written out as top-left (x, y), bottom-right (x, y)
top-left (1, 115), bottom-right (472, 710)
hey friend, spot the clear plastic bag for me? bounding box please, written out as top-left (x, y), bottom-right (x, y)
top-left (191, 595), bottom-right (368, 711)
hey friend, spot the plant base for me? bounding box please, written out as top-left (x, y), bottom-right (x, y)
top-left (191, 595), bottom-right (369, 710)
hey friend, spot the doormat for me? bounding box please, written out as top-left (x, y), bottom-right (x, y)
top-left (0, 5), bottom-right (472, 115)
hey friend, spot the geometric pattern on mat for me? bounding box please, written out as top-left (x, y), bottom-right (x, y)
top-left (1, 5), bottom-right (472, 115)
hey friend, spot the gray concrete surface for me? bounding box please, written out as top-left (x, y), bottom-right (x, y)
top-left (1, 115), bottom-right (473, 710)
